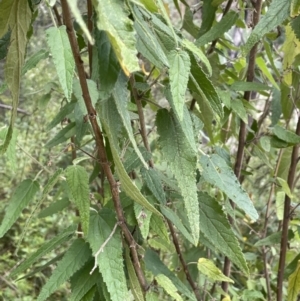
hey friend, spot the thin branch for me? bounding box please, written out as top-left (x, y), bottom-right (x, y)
top-left (167, 219), bottom-right (202, 301)
top-left (277, 116), bottom-right (300, 301)
top-left (53, 5), bottom-right (63, 26)
top-left (130, 76), bottom-right (154, 168)
top-left (0, 103), bottom-right (30, 115)
top-left (90, 222), bottom-right (120, 275)
top-left (60, 1), bottom-right (148, 291)
top-left (221, 0), bottom-right (262, 297)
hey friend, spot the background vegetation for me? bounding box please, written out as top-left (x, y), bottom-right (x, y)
top-left (1, 0), bottom-right (300, 300)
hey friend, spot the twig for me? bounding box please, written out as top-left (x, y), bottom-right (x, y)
top-left (0, 103), bottom-right (30, 115)
top-left (221, 0), bottom-right (263, 298)
top-left (277, 116), bottom-right (300, 301)
top-left (167, 219), bottom-right (202, 301)
top-left (53, 5), bottom-right (63, 26)
top-left (130, 76), bottom-right (154, 168)
top-left (60, 0), bottom-right (148, 291)
top-left (90, 222), bottom-right (120, 274)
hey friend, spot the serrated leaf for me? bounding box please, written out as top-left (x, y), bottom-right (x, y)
top-left (0, 0), bottom-right (31, 154)
top-left (10, 225), bottom-right (76, 278)
top-left (46, 26), bottom-right (75, 100)
top-left (200, 154), bottom-right (258, 221)
top-left (288, 260), bottom-right (300, 301)
top-left (124, 147), bottom-right (152, 173)
top-left (291, 0), bottom-right (300, 17)
top-left (197, 258), bottom-right (234, 283)
top-left (146, 291), bottom-right (160, 301)
top-left (97, 98), bottom-right (162, 216)
top-left (141, 167), bottom-right (166, 204)
top-left (46, 102), bottom-right (76, 131)
top-left (155, 274), bottom-right (183, 301)
top-left (113, 73), bottom-right (148, 168)
top-left (66, 0), bottom-right (94, 44)
top-left (276, 191), bottom-right (285, 221)
top-left (168, 50), bottom-right (190, 120)
top-left (243, 0), bottom-right (290, 55)
top-left (199, 192), bottom-right (249, 274)
top-left (134, 202), bottom-right (152, 239)
top-left (37, 238), bottom-right (91, 301)
top-left (148, 237), bottom-right (174, 253)
top-left (197, 1), bottom-right (217, 37)
top-left (125, 246), bottom-right (145, 301)
top-left (182, 8), bottom-right (199, 38)
top-left (188, 54), bottom-right (223, 118)
top-left (231, 99), bottom-right (248, 124)
top-left (273, 125), bottom-right (300, 144)
top-left (181, 39), bottom-right (211, 75)
top-left (150, 214), bottom-right (170, 243)
top-left (66, 165), bottom-right (90, 235)
top-left (291, 15), bottom-right (300, 40)
top-left (231, 81), bottom-right (271, 92)
top-left (144, 249), bottom-right (197, 301)
top-left (0, 31), bottom-right (10, 60)
top-left (22, 49), bottom-right (49, 76)
top-left (95, 30), bottom-right (121, 99)
top-left (195, 11), bottom-right (238, 46)
top-left (130, 0), bottom-right (158, 12)
top-left (1, 127), bottom-right (18, 171)
top-left (156, 109), bottom-right (199, 244)
top-left (133, 6), bottom-right (169, 69)
top-left (45, 122), bottom-right (76, 149)
top-left (0, 179), bottom-right (39, 238)
top-left (70, 260), bottom-right (99, 301)
top-left (255, 229), bottom-right (294, 247)
top-left (160, 206), bottom-right (194, 244)
top-left (93, 0), bottom-right (139, 75)
top-left (87, 210), bottom-right (129, 301)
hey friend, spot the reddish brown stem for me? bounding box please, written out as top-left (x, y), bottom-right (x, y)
top-left (277, 116), bottom-right (300, 301)
top-left (167, 219), bottom-right (202, 301)
top-left (60, 0), bottom-right (147, 291)
top-left (221, 0), bottom-right (262, 297)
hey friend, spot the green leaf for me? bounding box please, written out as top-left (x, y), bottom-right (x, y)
top-left (97, 98), bottom-right (162, 216)
top-left (130, 0), bottom-right (158, 12)
top-left (22, 49), bottom-right (49, 76)
top-left (125, 246), bottom-right (145, 301)
top-left (156, 109), bottom-right (199, 244)
top-left (197, 0), bottom-right (218, 37)
top-left (197, 258), bottom-right (234, 283)
top-left (291, 15), bottom-right (300, 40)
top-left (276, 191), bottom-right (285, 221)
top-left (0, 127), bottom-right (18, 171)
top-left (195, 11), bottom-right (239, 46)
top-left (200, 154), bottom-right (258, 221)
top-left (146, 292), bottom-right (160, 301)
top-left (199, 192), bottom-right (249, 274)
top-left (150, 214), bottom-right (170, 243)
top-left (181, 39), bottom-right (212, 76)
top-left (0, 179), bottom-right (39, 238)
top-left (291, 0), bottom-right (300, 17)
top-left (10, 225), bottom-right (76, 278)
top-left (95, 29), bottom-right (121, 99)
top-left (93, 0), bottom-right (139, 75)
top-left (256, 56), bottom-right (279, 90)
top-left (113, 73), bottom-right (148, 168)
top-left (66, 0), bottom-right (94, 44)
top-left (231, 99), bottom-right (248, 124)
top-left (46, 26), bottom-right (75, 100)
top-left (182, 8), bottom-right (199, 38)
top-left (37, 238), bottom-right (91, 301)
top-left (273, 125), bottom-right (300, 144)
top-left (230, 81), bottom-right (271, 92)
top-left (160, 206), bottom-right (194, 244)
top-left (141, 167), bottom-right (166, 205)
top-left (276, 177), bottom-right (294, 199)
top-left (0, 31), bottom-right (10, 60)
top-left (288, 260), bottom-right (300, 301)
top-left (243, 0), bottom-right (290, 55)
top-left (168, 50), bottom-right (190, 120)
top-left (134, 202), bottom-right (152, 239)
top-left (133, 6), bottom-right (169, 69)
top-left (65, 165), bottom-right (90, 235)
top-left (155, 274), bottom-right (183, 301)
top-left (255, 230), bottom-right (294, 247)
top-left (46, 102), bottom-right (76, 131)
top-left (0, 0), bottom-right (31, 154)
top-left (144, 249), bottom-right (197, 301)
top-left (188, 54), bottom-right (223, 118)
top-left (38, 197), bottom-right (70, 218)
top-left (70, 261), bottom-right (99, 301)
top-left (87, 210), bottom-right (129, 301)
top-left (45, 122), bottom-right (76, 149)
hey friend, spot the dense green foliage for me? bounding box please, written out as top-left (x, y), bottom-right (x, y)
top-left (1, 0), bottom-right (300, 300)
